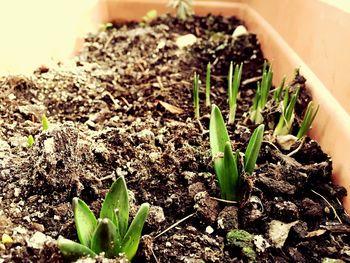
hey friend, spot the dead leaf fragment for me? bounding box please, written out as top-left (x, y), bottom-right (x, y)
top-left (306, 229), bottom-right (327, 238)
top-left (158, 101), bottom-right (184, 114)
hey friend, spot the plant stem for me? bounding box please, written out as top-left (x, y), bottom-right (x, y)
top-left (206, 62), bottom-right (211, 107)
top-left (193, 72), bottom-right (200, 119)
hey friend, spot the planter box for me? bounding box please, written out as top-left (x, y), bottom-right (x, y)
top-left (95, 0), bottom-right (350, 210)
top-left (0, 0), bottom-right (348, 210)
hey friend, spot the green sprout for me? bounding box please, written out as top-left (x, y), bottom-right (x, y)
top-left (273, 86), bottom-right (300, 136)
top-left (210, 105), bottom-right (264, 201)
top-left (193, 72), bottom-right (200, 119)
top-left (58, 176), bottom-right (150, 261)
top-left (205, 62), bottom-right (211, 107)
top-left (42, 114), bottom-right (49, 131)
top-left (169, 0), bottom-right (193, 20)
top-left (99, 22), bottom-right (113, 32)
top-left (273, 77), bottom-right (286, 102)
top-left (142, 9), bottom-right (158, 24)
top-left (297, 101), bottom-right (319, 139)
top-left (27, 135), bottom-right (35, 147)
top-left (249, 62), bottom-right (273, 124)
top-left (228, 62), bottom-right (243, 124)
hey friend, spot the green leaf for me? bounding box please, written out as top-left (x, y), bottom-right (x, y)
top-left (193, 72), bottom-right (200, 119)
top-left (58, 237), bottom-right (96, 261)
top-left (142, 9), bottom-right (157, 23)
top-left (297, 101), bottom-right (319, 139)
top-left (206, 62), bottom-right (211, 107)
top-left (90, 218), bottom-right (121, 258)
top-left (121, 203), bottom-right (150, 260)
top-left (27, 135), bottom-right (35, 147)
top-left (244, 124), bottom-right (264, 174)
top-left (228, 62), bottom-right (243, 124)
top-left (210, 104), bottom-right (230, 158)
top-left (72, 197), bottom-right (97, 247)
top-left (273, 77), bottom-right (285, 102)
top-left (222, 142), bottom-right (240, 201)
top-left (100, 176), bottom-right (129, 238)
top-left (41, 114), bottom-right (49, 131)
top-left (210, 105), bottom-right (231, 190)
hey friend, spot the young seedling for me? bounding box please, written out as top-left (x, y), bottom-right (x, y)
top-left (210, 104), bottom-right (264, 201)
top-left (58, 176), bottom-right (150, 261)
top-left (193, 72), bottom-right (200, 119)
top-left (142, 9), bottom-right (157, 24)
top-left (42, 114), bottom-right (49, 131)
top-left (169, 0), bottom-right (193, 20)
top-left (249, 62), bottom-right (273, 124)
top-left (273, 77), bottom-right (286, 102)
top-left (228, 62), bottom-right (243, 124)
top-left (205, 62), bottom-right (211, 107)
top-left (296, 101), bottom-right (319, 139)
top-left (27, 135), bottom-right (35, 147)
top-left (273, 86), bottom-right (300, 136)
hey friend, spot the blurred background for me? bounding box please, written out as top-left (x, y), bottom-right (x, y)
top-left (0, 0), bottom-right (104, 75)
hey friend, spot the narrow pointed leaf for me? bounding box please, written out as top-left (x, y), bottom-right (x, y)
top-left (58, 237), bottom-right (96, 261)
top-left (244, 124), bottom-right (264, 174)
top-left (222, 142), bottom-right (240, 201)
top-left (228, 61), bottom-right (233, 101)
top-left (91, 218), bottom-right (121, 258)
top-left (193, 72), bottom-right (200, 119)
top-left (121, 203), bottom-right (150, 260)
top-left (297, 102), bottom-right (319, 139)
top-left (210, 105), bottom-right (230, 189)
top-left (210, 105), bottom-right (230, 158)
top-left (42, 114), bottom-right (49, 131)
top-left (100, 176), bottom-right (129, 238)
top-left (206, 62), bottom-right (211, 107)
top-left (73, 197), bottom-right (97, 247)
top-left (273, 77), bottom-right (285, 101)
top-left (228, 63), bottom-right (243, 124)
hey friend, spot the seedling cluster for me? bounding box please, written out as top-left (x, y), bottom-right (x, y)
top-left (210, 105), bottom-right (264, 201)
top-left (191, 60), bottom-right (319, 201)
top-left (58, 176), bottom-right (149, 261)
top-left (192, 61), bottom-right (318, 139)
top-left (27, 114), bottom-right (50, 147)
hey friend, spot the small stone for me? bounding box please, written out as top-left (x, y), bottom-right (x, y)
top-left (254, 235), bottom-right (270, 253)
top-left (14, 188), bottom-right (21, 197)
top-left (8, 93), bottom-right (16, 100)
top-left (13, 226), bottom-right (27, 235)
top-left (149, 152), bottom-right (160, 163)
top-left (268, 220), bottom-right (298, 248)
top-left (276, 135), bottom-right (298, 150)
top-left (206, 226), bottom-right (214, 234)
top-left (176, 34), bottom-right (197, 48)
top-left (165, 241), bottom-right (172, 247)
top-left (27, 232), bottom-right (49, 249)
top-left (232, 25), bottom-right (248, 38)
top-left (32, 222), bottom-right (45, 232)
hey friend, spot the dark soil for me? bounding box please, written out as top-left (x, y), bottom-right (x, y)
top-left (0, 14), bottom-right (349, 263)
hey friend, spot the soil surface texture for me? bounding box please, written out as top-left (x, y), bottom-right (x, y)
top-left (0, 14), bottom-right (349, 263)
